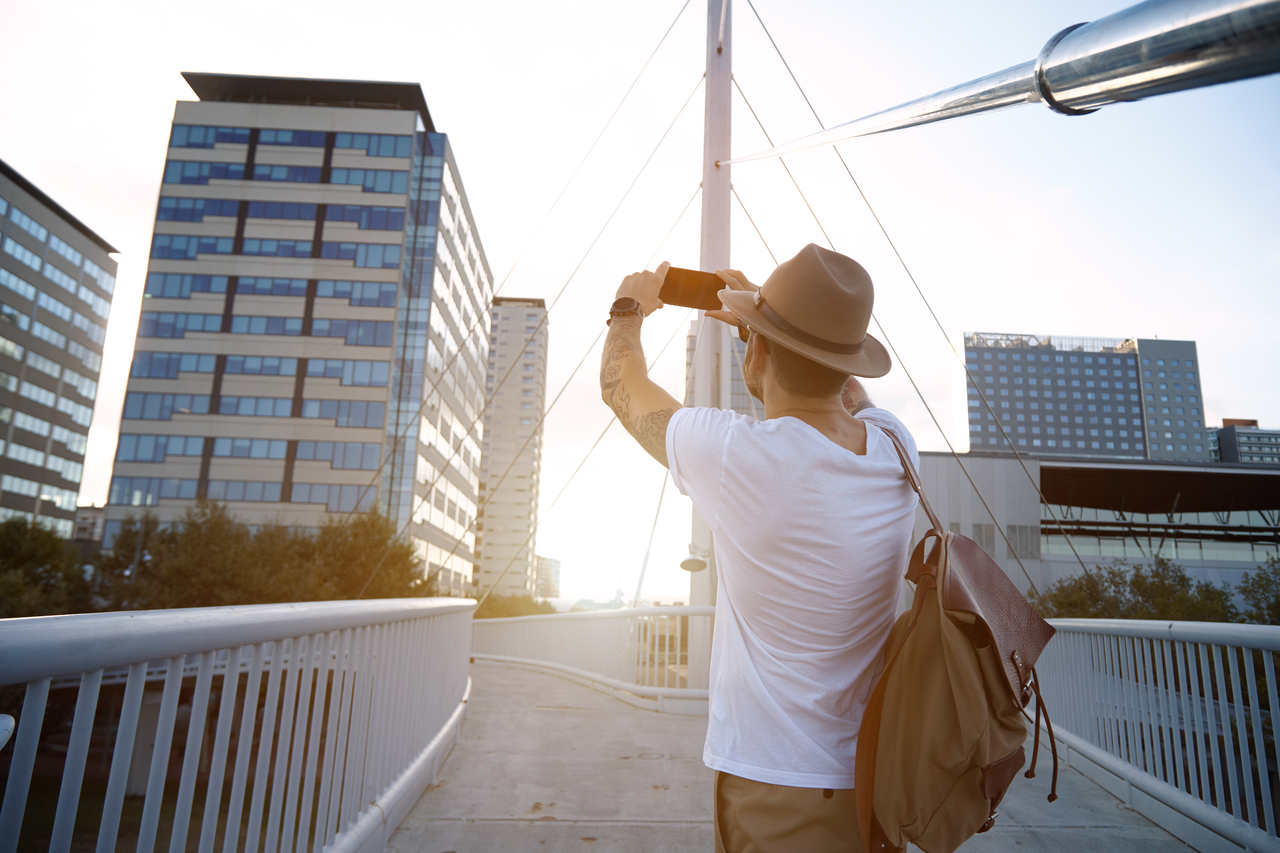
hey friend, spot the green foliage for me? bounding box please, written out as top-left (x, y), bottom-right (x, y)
top-left (1034, 556), bottom-right (1239, 622)
top-left (0, 518), bottom-right (91, 619)
top-left (40, 501), bottom-right (424, 616)
top-left (474, 593), bottom-right (557, 619)
top-left (1237, 555), bottom-right (1280, 625)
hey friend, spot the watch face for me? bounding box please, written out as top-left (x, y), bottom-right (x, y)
top-left (610, 297), bottom-right (641, 315)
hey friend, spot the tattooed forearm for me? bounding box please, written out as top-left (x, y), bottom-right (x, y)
top-left (625, 407), bottom-right (678, 467)
top-left (599, 315), bottom-right (680, 468)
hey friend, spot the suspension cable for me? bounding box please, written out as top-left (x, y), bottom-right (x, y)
top-left (476, 314), bottom-right (691, 608)
top-left (346, 72), bottom-right (703, 535)
top-left (743, 0), bottom-right (1090, 582)
top-left (358, 181), bottom-right (702, 598)
top-left (730, 88), bottom-right (1040, 596)
top-left (340, 4), bottom-right (697, 520)
top-left (632, 473), bottom-right (670, 607)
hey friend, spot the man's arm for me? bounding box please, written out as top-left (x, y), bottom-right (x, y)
top-left (600, 314), bottom-right (681, 467)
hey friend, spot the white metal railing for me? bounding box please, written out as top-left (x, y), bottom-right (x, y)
top-left (1040, 619), bottom-right (1280, 851)
top-left (0, 598), bottom-right (474, 852)
top-left (471, 606), bottom-right (715, 712)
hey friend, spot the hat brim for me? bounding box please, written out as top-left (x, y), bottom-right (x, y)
top-left (718, 288), bottom-right (892, 378)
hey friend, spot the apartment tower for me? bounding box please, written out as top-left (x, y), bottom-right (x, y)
top-left (104, 74), bottom-right (493, 594)
top-left (1, 159), bottom-right (118, 538)
top-left (474, 297), bottom-right (547, 598)
top-left (964, 332), bottom-right (1209, 462)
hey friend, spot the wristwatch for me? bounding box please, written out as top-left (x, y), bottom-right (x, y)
top-left (608, 296), bottom-right (643, 326)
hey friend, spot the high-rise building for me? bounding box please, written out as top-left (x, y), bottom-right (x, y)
top-left (474, 297), bottom-right (547, 598)
top-left (1214, 419), bottom-right (1280, 466)
top-left (534, 554), bottom-right (561, 601)
top-left (964, 333), bottom-right (1210, 463)
top-left (684, 323), bottom-right (758, 417)
top-left (104, 73), bottom-right (493, 595)
top-left (1, 159), bottom-right (118, 539)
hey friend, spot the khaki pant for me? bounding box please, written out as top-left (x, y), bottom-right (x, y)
top-left (713, 771), bottom-right (862, 852)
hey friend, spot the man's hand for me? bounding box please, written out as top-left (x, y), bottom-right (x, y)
top-left (706, 268), bottom-right (759, 328)
top-left (615, 261), bottom-right (669, 316)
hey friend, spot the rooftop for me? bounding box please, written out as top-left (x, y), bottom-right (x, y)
top-left (0, 158), bottom-right (119, 254)
top-left (392, 661), bottom-right (1184, 851)
top-left (181, 72), bottom-right (436, 132)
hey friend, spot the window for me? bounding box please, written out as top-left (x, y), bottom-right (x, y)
top-left (291, 482), bottom-right (375, 512)
top-left (241, 238), bottom-right (313, 257)
top-left (218, 396), bottom-right (292, 417)
top-left (138, 312), bottom-right (222, 338)
top-left (83, 258), bottom-right (115, 294)
top-left (3, 236), bottom-right (43, 272)
top-left (320, 241), bottom-right (401, 268)
top-left (43, 261), bottom-right (78, 294)
top-left (162, 160), bottom-right (246, 185)
top-left (330, 168), bottom-right (408, 194)
top-left (151, 234), bottom-right (234, 259)
top-left (316, 280), bottom-right (397, 307)
top-left (156, 196), bottom-right (241, 222)
top-left (252, 164), bottom-right (323, 183)
top-left (325, 204), bottom-right (405, 230)
top-left (306, 359), bottom-right (390, 386)
top-left (258, 128), bottom-right (326, 147)
top-left (8, 206), bottom-right (48, 242)
top-left (0, 267), bottom-right (36, 300)
top-left (145, 273), bottom-right (229, 298)
top-left (48, 235), bottom-right (82, 267)
top-left (170, 124), bottom-right (251, 147)
top-left (117, 433), bottom-right (205, 462)
top-left (122, 392), bottom-right (211, 420)
top-left (310, 318), bottom-right (393, 346)
top-left (109, 476), bottom-right (199, 505)
top-left (334, 132), bottom-right (412, 158)
top-left (297, 440), bottom-right (380, 469)
top-left (212, 437), bottom-right (288, 459)
top-left (207, 480), bottom-right (284, 503)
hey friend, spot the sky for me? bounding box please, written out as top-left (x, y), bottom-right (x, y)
top-left (1, 0), bottom-right (1276, 605)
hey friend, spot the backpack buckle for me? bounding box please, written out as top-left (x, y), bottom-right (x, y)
top-left (1012, 650), bottom-right (1034, 704)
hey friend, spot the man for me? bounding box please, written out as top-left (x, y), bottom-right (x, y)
top-left (600, 243), bottom-right (919, 852)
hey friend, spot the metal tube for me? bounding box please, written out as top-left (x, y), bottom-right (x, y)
top-left (219, 644), bottom-right (264, 853)
top-left (725, 0), bottom-right (1280, 164)
top-left (50, 668), bottom-right (103, 853)
top-left (169, 650), bottom-right (216, 853)
top-left (98, 663), bottom-right (147, 853)
top-left (138, 656), bottom-right (185, 853)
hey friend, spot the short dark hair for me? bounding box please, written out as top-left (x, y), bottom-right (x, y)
top-left (765, 338), bottom-right (848, 397)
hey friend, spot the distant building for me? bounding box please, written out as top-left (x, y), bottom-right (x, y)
top-left (534, 554), bottom-right (560, 600)
top-left (1215, 419), bottom-right (1280, 466)
top-left (474, 297), bottom-right (547, 598)
top-left (102, 73), bottom-right (494, 597)
top-left (964, 333), bottom-right (1210, 463)
top-left (684, 324), bottom-right (758, 416)
top-left (74, 505), bottom-right (104, 542)
top-left (913, 451), bottom-right (1279, 594)
top-left (1, 159), bottom-right (118, 539)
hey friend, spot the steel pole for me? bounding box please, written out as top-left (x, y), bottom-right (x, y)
top-left (689, 0), bottom-right (732, 647)
top-left (725, 0), bottom-right (1280, 164)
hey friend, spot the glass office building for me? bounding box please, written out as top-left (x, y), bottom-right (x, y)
top-left (965, 332), bottom-right (1210, 463)
top-left (1, 159), bottom-right (118, 539)
top-left (105, 74), bottom-right (493, 592)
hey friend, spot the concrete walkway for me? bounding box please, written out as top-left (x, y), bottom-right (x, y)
top-left (391, 661), bottom-right (1187, 852)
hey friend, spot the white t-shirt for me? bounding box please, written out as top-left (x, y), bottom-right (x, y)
top-left (666, 405), bottom-right (919, 789)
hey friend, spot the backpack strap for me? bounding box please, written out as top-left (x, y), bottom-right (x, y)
top-left (875, 421), bottom-right (946, 538)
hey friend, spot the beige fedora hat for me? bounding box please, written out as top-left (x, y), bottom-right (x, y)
top-left (718, 243), bottom-right (891, 378)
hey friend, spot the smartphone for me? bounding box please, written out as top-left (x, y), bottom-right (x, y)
top-left (660, 267), bottom-right (724, 311)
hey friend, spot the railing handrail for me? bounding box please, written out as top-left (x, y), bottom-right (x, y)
top-left (0, 598), bottom-right (476, 686)
top-left (1048, 617), bottom-right (1280, 650)
top-left (475, 605), bottom-right (715, 624)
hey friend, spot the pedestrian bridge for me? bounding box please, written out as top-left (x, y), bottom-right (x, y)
top-left (0, 601), bottom-right (1276, 851)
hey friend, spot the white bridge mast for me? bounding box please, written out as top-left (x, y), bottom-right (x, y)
top-left (688, 0), bottom-right (732, 665)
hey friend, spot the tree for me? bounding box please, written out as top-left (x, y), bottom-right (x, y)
top-left (0, 518), bottom-right (91, 619)
top-left (1034, 557), bottom-right (1238, 622)
top-left (474, 594), bottom-right (556, 619)
top-left (96, 502), bottom-right (424, 611)
top-left (1238, 555), bottom-right (1280, 625)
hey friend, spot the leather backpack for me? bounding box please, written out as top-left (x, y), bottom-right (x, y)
top-left (855, 431), bottom-right (1058, 853)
